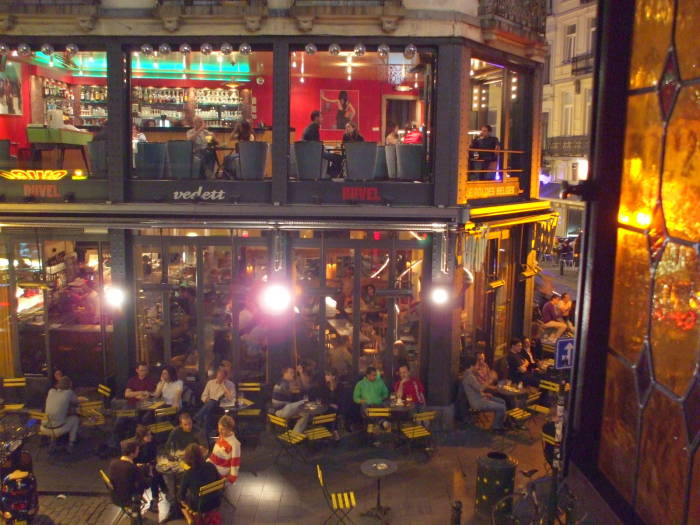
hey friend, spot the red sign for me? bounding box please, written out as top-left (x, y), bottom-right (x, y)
top-left (23, 184), bottom-right (61, 198)
top-left (341, 186), bottom-right (381, 202)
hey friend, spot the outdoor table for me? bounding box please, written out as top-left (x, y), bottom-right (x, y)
top-left (360, 458), bottom-right (398, 522)
top-left (156, 454), bottom-right (189, 519)
top-left (299, 401), bottom-right (327, 417)
top-left (495, 384), bottom-right (528, 409)
top-left (219, 396), bottom-right (254, 415)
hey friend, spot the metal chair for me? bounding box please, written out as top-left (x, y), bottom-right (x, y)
top-left (167, 140), bottom-right (198, 179)
top-left (344, 142), bottom-right (377, 181)
top-left (2, 377), bottom-right (27, 412)
top-left (316, 464), bottom-right (357, 524)
top-left (294, 141), bottom-right (324, 180)
top-left (396, 144), bottom-right (424, 181)
top-left (135, 142), bottom-right (167, 179)
top-left (237, 141), bottom-right (268, 180)
top-left (99, 469), bottom-right (144, 525)
top-left (181, 476), bottom-right (226, 525)
top-left (267, 413), bottom-right (307, 464)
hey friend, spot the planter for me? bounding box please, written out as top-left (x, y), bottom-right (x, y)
top-left (101, 0), bottom-right (156, 8)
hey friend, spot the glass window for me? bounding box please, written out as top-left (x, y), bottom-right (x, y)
top-left (395, 248), bottom-right (424, 376)
top-left (202, 245), bottom-right (232, 374)
top-left (564, 24), bottom-right (577, 62)
top-left (236, 245), bottom-right (268, 381)
top-left (14, 242), bottom-right (46, 375)
top-left (289, 45), bottom-right (436, 181)
top-left (0, 242), bottom-right (13, 377)
top-left (168, 245), bottom-right (197, 372)
top-left (324, 248), bottom-right (355, 380)
top-left (561, 91), bottom-right (574, 135)
top-left (136, 289), bottom-right (165, 366)
top-left (359, 249), bottom-right (389, 376)
top-left (0, 50), bottom-right (108, 179)
top-left (292, 247), bottom-right (321, 367)
top-left (129, 46), bottom-right (273, 180)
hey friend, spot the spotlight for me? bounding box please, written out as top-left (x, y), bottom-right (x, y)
top-left (430, 286), bottom-right (449, 305)
top-left (259, 284), bottom-right (292, 315)
top-left (105, 285), bottom-right (125, 308)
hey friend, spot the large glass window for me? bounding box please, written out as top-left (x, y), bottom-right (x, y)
top-left (292, 246), bottom-right (321, 367)
top-left (236, 245), bottom-right (268, 381)
top-left (129, 45), bottom-right (273, 180)
top-left (14, 241), bottom-right (46, 375)
top-left (289, 45), bottom-right (436, 182)
top-left (324, 247), bottom-right (355, 380)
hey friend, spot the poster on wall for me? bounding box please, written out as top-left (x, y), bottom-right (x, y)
top-left (0, 60), bottom-right (22, 116)
top-left (320, 89), bottom-right (358, 130)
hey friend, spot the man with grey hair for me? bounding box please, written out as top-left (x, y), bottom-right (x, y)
top-left (41, 376), bottom-right (83, 452)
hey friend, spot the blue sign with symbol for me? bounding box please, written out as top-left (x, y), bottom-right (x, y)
top-left (555, 338), bottom-right (575, 370)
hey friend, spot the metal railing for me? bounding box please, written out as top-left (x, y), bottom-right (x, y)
top-left (571, 53), bottom-right (594, 76)
top-left (544, 136), bottom-right (589, 157)
top-left (478, 0), bottom-right (547, 41)
top-left (0, 0), bottom-right (98, 13)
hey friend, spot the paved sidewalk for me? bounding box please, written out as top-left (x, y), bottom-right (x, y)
top-left (34, 495), bottom-right (117, 525)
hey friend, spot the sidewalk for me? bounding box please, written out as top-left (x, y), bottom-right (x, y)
top-left (29, 419), bottom-right (547, 525)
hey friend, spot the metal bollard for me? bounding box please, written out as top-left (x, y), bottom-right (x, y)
top-left (451, 500), bottom-right (463, 525)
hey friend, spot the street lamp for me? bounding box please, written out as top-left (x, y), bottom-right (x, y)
top-left (259, 283), bottom-right (292, 315)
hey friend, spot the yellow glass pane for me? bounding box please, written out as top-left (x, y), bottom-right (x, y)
top-left (650, 242), bottom-right (700, 396)
top-left (636, 389), bottom-right (688, 525)
top-left (598, 354), bottom-right (638, 503)
top-left (629, 0), bottom-right (675, 88)
top-left (676, 0), bottom-right (700, 81)
top-left (608, 228), bottom-right (651, 360)
top-left (662, 86), bottom-right (700, 241)
top-left (619, 93), bottom-right (662, 228)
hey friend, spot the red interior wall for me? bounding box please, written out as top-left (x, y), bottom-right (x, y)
top-left (290, 77), bottom-right (419, 143)
top-left (0, 63), bottom-right (33, 151)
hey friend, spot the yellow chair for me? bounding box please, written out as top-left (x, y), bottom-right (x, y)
top-left (149, 421), bottom-right (175, 438)
top-left (3, 377), bottom-right (27, 412)
top-left (99, 469), bottom-right (143, 525)
top-left (526, 391), bottom-right (550, 418)
top-left (237, 382), bottom-right (262, 393)
top-left (316, 464), bottom-right (356, 524)
top-left (267, 413), bottom-right (307, 464)
top-left (114, 408), bottom-right (138, 419)
top-left (155, 405), bottom-right (178, 419)
top-left (77, 400), bottom-right (107, 430)
top-left (400, 410), bottom-right (437, 456)
top-left (181, 476), bottom-right (225, 525)
top-left (304, 413), bottom-right (336, 444)
top-left (364, 407), bottom-right (391, 434)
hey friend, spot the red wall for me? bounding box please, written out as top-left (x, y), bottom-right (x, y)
top-left (0, 63), bottom-right (33, 152)
top-left (290, 77), bottom-right (419, 143)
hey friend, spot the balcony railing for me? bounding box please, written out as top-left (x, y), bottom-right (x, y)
top-left (0, 0), bottom-right (98, 13)
top-left (478, 0), bottom-right (547, 43)
top-left (571, 53), bottom-right (594, 76)
top-left (544, 136), bottom-right (590, 157)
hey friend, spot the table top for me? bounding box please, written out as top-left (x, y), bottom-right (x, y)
top-left (496, 385), bottom-right (528, 397)
top-left (299, 401), bottom-right (327, 415)
top-left (360, 458), bottom-right (398, 478)
top-left (220, 397), bottom-right (254, 410)
top-left (156, 455), bottom-right (188, 475)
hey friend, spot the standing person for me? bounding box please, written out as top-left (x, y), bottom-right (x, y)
top-left (462, 356), bottom-right (506, 431)
top-left (41, 376), bottom-right (84, 453)
top-left (154, 365), bottom-right (183, 410)
top-left (209, 415), bottom-right (241, 506)
top-left (321, 90), bottom-right (356, 130)
top-left (393, 364), bottom-right (426, 407)
top-left (107, 440), bottom-right (147, 511)
top-left (179, 443), bottom-right (222, 523)
top-left (469, 124), bottom-right (500, 180)
top-left (195, 367), bottom-right (235, 442)
top-left (342, 122), bottom-right (364, 143)
top-left (301, 110), bottom-right (322, 142)
top-left (385, 121), bottom-right (400, 145)
top-left (541, 294), bottom-right (569, 343)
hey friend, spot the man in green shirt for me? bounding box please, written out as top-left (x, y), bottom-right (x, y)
top-left (165, 413), bottom-right (204, 454)
top-left (353, 366), bottom-right (389, 406)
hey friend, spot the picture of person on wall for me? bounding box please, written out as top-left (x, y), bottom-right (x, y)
top-left (320, 89), bottom-right (358, 130)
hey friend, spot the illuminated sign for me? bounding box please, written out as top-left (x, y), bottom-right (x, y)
top-left (0, 170), bottom-right (68, 181)
top-left (463, 179), bottom-right (520, 200)
top-left (23, 184), bottom-right (61, 198)
top-left (341, 186), bottom-right (382, 202)
top-left (173, 186), bottom-right (226, 201)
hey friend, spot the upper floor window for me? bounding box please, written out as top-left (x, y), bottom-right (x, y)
top-left (561, 91), bottom-right (574, 135)
top-left (289, 45), bottom-right (436, 183)
top-left (588, 18), bottom-right (597, 54)
top-left (584, 88), bottom-right (593, 135)
top-left (564, 24), bottom-right (577, 63)
top-left (128, 43), bottom-right (273, 181)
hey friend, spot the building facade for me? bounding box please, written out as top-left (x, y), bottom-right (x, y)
top-left (0, 0), bottom-right (552, 407)
top-left (541, 0), bottom-right (595, 236)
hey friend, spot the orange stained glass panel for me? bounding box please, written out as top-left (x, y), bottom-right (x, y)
top-left (675, 0), bottom-right (700, 81)
top-left (609, 228), bottom-right (651, 360)
top-left (619, 93), bottom-right (662, 228)
top-left (629, 0), bottom-right (675, 89)
top-left (662, 86), bottom-right (700, 241)
top-left (598, 354), bottom-right (638, 503)
top-left (636, 389), bottom-right (688, 525)
top-left (650, 242), bottom-right (700, 397)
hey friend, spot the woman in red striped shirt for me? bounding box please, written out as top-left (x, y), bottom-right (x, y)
top-left (208, 415), bottom-right (240, 505)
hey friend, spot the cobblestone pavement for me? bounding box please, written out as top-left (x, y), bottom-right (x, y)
top-left (34, 495), bottom-right (117, 525)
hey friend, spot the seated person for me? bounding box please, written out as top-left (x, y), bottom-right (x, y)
top-left (520, 337), bottom-right (539, 372)
top-left (402, 122), bottom-right (423, 144)
top-left (223, 120), bottom-right (255, 179)
top-left (296, 360), bottom-right (318, 393)
top-left (195, 367), bottom-right (235, 441)
top-left (41, 376), bottom-right (85, 453)
top-left (132, 425), bottom-right (168, 515)
top-left (208, 415), bottom-right (240, 505)
top-left (107, 440), bottom-right (148, 510)
top-left (385, 121), bottom-right (400, 145)
top-left (342, 122), bottom-right (364, 143)
top-left (541, 294), bottom-right (569, 343)
top-left (186, 116), bottom-right (216, 179)
top-left (301, 110), bottom-right (342, 177)
top-left (271, 366), bottom-right (309, 434)
top-left (473, 351), bottom-right (497, 387)
top-left (393, 364), bottom-right (426, 406)
top-left (462, 356), bottom-right (506, 431)
top-left (353, 366), bottom-right (389, 408)
top-left (179, 443), bottom-right (222, 523)
top-left (506, 338), bottom-right (539, 387)
top-left (154, 365), bottom-right (183, 410)
top-left (165, 413), bottom-right (205, 455)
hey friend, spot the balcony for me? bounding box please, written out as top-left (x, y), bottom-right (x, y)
top-left (571, 52), bottom-right (594, 76)
top-left (544, 135), bottom-right (589, 157)
top-left (478, 0), bottom-right (547, 45)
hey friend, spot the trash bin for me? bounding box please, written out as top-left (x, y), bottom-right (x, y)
top-left (475, 451), bottom-right (517, 522)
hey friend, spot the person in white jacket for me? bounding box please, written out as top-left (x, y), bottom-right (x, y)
top-left (208, 415), bottom-right (240, 505)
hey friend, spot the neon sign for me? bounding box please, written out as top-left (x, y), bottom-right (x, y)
top-left (0, 170), bottom-right (69, 181)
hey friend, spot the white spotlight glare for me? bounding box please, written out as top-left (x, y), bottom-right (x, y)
top-left (259, 284), bottom-right (292, 315)
top-left (430, 286), bottom-right (449, 306)
top-left (104, 285), bottom-right (125, 309)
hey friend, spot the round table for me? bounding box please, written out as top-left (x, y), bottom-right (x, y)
top-left (360, 458), bottom-right (398, 522)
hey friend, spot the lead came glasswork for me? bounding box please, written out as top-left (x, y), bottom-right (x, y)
top-left (661, 86), bottom-right (700, 241)
top-left (608, 228), bottom-right (651, 360)
top-left (619, 93), bottom-right (662, 228)
top-left (628, 0), bottom-right (674, 89)
top-left (675, 0), bottom-right (700, 81)
top-left (650, 242), bottom-right (700, 397)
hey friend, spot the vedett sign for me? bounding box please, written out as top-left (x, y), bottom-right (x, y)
top-left (172, 186), bottom-right (226, 201)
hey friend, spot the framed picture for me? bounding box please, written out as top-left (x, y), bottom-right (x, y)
top-left (320, 89), bottom-right (359, 131)
top-left (0, 60), bottom-right (22, 116)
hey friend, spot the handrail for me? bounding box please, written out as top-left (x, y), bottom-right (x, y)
top-left (467, 148), bottom-right (525, 154)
